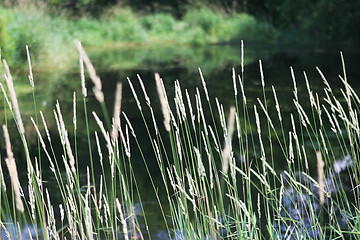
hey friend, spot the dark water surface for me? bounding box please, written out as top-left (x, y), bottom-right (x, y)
top-left (2, 43), bottom-right (360, 238)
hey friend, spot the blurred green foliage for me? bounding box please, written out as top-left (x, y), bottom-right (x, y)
top-left (0, 8), bottom-right (15, 63)
top-left (0, 7), bottom-right (76, 70)
top-left (2, 0), bottom-right (359, 45)
top-left (1, 0), bottom-right (358, 72)
top-left (247, 0), bottom-right (360, 44)
top-left (0, 5), bottom-right (277, 71)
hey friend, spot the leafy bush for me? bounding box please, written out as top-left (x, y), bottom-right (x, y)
top-left (234, 13), bottom-right (279, 43)
top-left (141, 13), bottom-right (176, 33)
top-left (182, 9), bottom-right (278, 44)
top-left (0, 8), bottom-right (15, 64)
top-left (0, 8), bottom-right (75, 70)
top-left (0, 5), bottom-right (279, 71)
top-left (183, 8), bottom-right (223, 36)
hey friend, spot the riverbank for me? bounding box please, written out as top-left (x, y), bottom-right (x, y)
top-left (0, 6), bottom-right (278, 71)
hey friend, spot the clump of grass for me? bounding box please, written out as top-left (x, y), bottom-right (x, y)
top-left (0, 42), bottom-right (359, 240)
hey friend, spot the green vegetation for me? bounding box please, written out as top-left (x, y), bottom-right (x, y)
top-left (0, 6), bottom-right (277, 71)
top-left (248, 0), bottom-right (360, 45)
top-left (0, 42), bottom-right (359, 239)
top-left (0, 7), bottom-right (75, 69)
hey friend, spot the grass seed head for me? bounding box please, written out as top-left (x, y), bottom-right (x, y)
top-left (3, 60), bottom-right (25, 135)
top-left (111, 82), bottom-right (122, 140)
top-left (316, 151), bottom-right (325, 204)
top-left (155, 73), bottom-right (171, 131)
top-left (3, 125), bottom-right (24, 212)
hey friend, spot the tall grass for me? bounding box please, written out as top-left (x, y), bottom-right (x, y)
top-left (0, 42), bottom-right (359, 240)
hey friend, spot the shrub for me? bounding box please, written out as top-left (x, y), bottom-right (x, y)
top-left (100, 7), bottom-right (148, 43)
top-left (140, 13), bottom-right (176, 34)
top-left (0, 8), bottom-right (15, 64)
top-left (183, 8), bottom-right (223, 37)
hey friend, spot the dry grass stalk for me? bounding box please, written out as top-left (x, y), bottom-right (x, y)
top-left (315, 93), bottom-right (322, 127)
top-left (119, 126), bottom-right (131, 158)
top-left (196, 88), bottom-right (208, 135)
top-left (92, 111), bottom-right (113, 157)
top-left (294, 100), bottom-right (310, 127)
top-left (316, 67), bottom-right (332, 93)
top-left (0, 82), bottom-right (12, 110)
top-left (56, 102), bottom-right (76, 173)
top-left (122, 112), bottom-right (136, 137)
top-left (166, 167), bottom-right (176, 191)
top-left (259, 60), bottom-right (265, 87)
top-left (75, 40), bottom-right (104, 102)
top-left (46, 189), bottom-right (59, 240)
top-left (202, 131), bottom-right (213, 189)
top-left (3, 60), bottom-right (25, 135)
top-left (238, 74), bottom-right (246, 105)
top-left (194, 147), bottom-right (206, 180)
top-left (302, 145), bottom-right (308, 170)
top-left (137, 74), bottom-right (150, 106)
top-left (257, 98), bottom-right (274, 129)
top-left (198, 68), bottom-right (209, 101)
top-left (66, 185), bottom-right (79, 240)
top-left (226, 194), bottom-right (250, 230)
top-left (175, 80), bottom-right (186, 122)
top-left (111, 82), bottom-right (122, 140)
top-left (254, 105), bottom-right (265, 160)
top-left (116, 198), bottom-right (129, 240)
top-left (155, 73), bottom-right (171, 131)
top-left (2, 125), bottom-right (24, 212)
top-left (272, 86), bottom-right (282, 122)
top-left (97, 175), bottom-right (103, 222)
top-left (221, 107), bottom-right (236, 175)
top-left (31, 117), bottom-right (55, 171)
top-left (138, 75), bottom-right (159, 135)
top-left (79, 56), bottom-right (87, 97)
top-left (232, 68), bottom-right (237, 96)
top-left (40, 111), bottom-right (51, 143)
top-left (208, 125), bottom-right (219, 153)
top-left (94, 131), bottom-right (103, 166)
top-left (128, 77), bottom-right (141, 111)
top-left (142, 77), bottom-right (162, 132)
top-left (185, 89), bottom-right (196, 131)
top-left (288, 131), bottom-right (294, 164)
top-left (216, 98), bottom-right (225, 130)
top-left (26, 45), bottom-right (34, 88)
top-left (279, 175), bottom-right (284, 213)
top-left (290, 66), bottom-right (298, 101)
top-left (316, 151), bottom-right (325, 204)
top-left (319, 129), bottom-right (328, 155)
top-left (82, 167), bottom-right (93, 240)
top-left (59, 203), bottom-right (64, 223)
top-left (0, 162), bottom-right (6, 191)
top-left (175, 130), bottom-right (182, 161)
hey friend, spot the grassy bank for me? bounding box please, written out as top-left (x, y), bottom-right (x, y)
top-left (0, 41), bottom-right (359, 239)
top-left (0, 6), bottom-right (278, 71)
